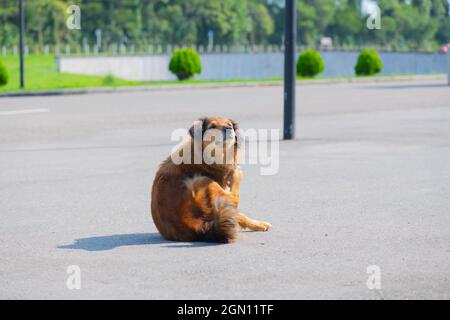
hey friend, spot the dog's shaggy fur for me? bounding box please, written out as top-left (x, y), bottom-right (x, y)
top-left (151, 117), bottom-right (271, 243)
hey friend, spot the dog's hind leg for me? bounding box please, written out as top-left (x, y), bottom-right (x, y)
top-left (186, 175), bottom-right (271, 233)
top-left (218, 172), bottom-right (271, 232)
top-left (235, 212), bottom-right (271, 232)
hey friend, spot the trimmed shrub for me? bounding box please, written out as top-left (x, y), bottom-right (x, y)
top-left (0, 59), bottom-right (8, 86)
top-left (169, 48), bottom-right (202, 81)
top-left (102, 74), bottom-right (116, 86)
top-left (354, 49), bottom-right (382, 76)
top-left (296, 49), bottom-right (324, 78)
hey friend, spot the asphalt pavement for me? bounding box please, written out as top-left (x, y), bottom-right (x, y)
top-left (0, 79), bottom-right (449, 299)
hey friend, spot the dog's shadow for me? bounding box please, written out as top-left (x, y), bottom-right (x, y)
top-left (58, 232), bottom-right (222, 251)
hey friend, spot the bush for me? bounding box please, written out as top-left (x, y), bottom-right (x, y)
top-left (0, 59), bottom-right (8, 87)
top-left (296, 50), bottom-right (324, 78)
top-left (169, 48), bottom-right (202, 81)
top-left (354, 49), bottom-right (383, 76)
top-left (102, 74), bottom-right (116, 86)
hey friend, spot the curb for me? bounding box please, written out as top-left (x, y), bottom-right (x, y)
top-left (0, 74), bottom-right (447, 98)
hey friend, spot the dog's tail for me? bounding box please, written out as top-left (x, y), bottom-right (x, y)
top-left (200, 198), bottom-right (239, 243)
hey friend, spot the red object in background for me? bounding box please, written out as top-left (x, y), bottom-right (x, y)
top-left (439, 44), bottom-right (450, 53)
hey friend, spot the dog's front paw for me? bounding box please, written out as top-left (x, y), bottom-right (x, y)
top-left (256, 221), bottom-right (272, 232)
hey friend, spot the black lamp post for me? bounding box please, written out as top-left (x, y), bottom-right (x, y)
top-left (283, 0), bottom-right (297, 140)
top-left (19, 0), bottom-right (25, 89)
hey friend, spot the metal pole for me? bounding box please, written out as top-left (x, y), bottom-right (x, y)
top-left (19, 0), bottom-right (25, 89)
top-left (283, 0), bottom-right (297, 140)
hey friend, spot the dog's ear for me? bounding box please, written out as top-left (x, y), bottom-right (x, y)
top-left (189, 117), bottom-right (208, 138)
top-left (231, 119), bottom-right (239, 131)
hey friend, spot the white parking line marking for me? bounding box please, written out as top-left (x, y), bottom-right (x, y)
top-left (0, 108), bottom-right (49, 116)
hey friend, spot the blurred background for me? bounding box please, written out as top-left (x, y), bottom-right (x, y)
top-left (0, 0), bottom-right (449, 91)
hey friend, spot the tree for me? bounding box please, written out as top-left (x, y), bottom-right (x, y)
top-left (247, 0), bottom-right (274, 45)
top-left (0, 0), bottom-right (447, 52)
top-left (297, 0), bottom-right (336, 47)
top-left (0, 0), bottom-right (19, 47)
top-left (433, 0), bottom-right (450, 44)
top-left (327, 0), bottom-right (362, 46)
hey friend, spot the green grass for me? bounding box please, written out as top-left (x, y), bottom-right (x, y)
top-left (0, 55), bottom-right (437, 94)
top-left (0, 55), bottom-right (140, 93)
top-left (0, 55), bottom-right (285, 93)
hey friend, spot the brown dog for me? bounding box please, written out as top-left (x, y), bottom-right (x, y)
top-left (151, 117), bottom-right (271, 243)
